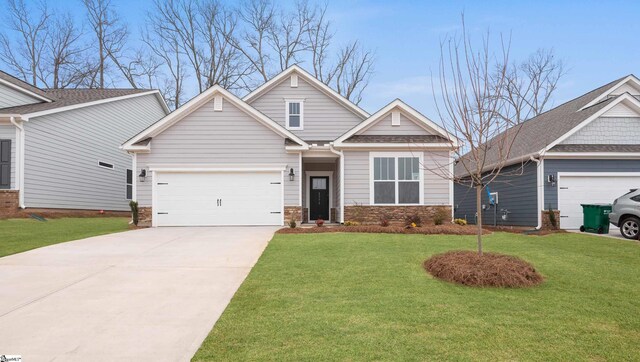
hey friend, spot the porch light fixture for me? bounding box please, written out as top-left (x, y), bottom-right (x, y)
top-left (289, 168), bottom-right (295, 181)
top-left (138, 169), bottom-right (147, 182)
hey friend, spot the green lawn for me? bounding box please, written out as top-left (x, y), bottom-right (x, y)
top-left (194, 232), bottom-right (640, 361)
top-left (0, 217), bottom-right (130, 257)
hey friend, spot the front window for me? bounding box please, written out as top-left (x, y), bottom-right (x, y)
top-left (372, 154), bottom-right (421, 204)
top-left (126, 169), bottom-right (133, 200)
top-left (286, 100), bottom-right (303, 130)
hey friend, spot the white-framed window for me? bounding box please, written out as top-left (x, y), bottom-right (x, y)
top-left (285, 99), bottom-right (304, 130)
top-left (98, 161), bottom-right (114, 170)
top-left (370, 152), bottom-right (423, 205)
top-left (126, 169), bottom-right (133, 200)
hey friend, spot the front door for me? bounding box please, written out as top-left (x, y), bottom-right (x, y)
top-left (309, 176), bottom-right (329, 221)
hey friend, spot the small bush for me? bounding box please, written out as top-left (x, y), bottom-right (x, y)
top-left (547, 205), bottom-right (557, 229)
top-left (404, 213), bottom-right (422, 228)
top-left (288, 218), bottom-right (297, 228)
top-left (315, 218), bottom-right (325, 227)
top-left (454, 218), bottom-right (467, 226)
top-left (433, 208), bottom-right (449, 225)
top-left (129, 201), bottom-right (139, 226)
top-left (379, 214), bottom-right (390, 227)
top-left (344, 220), bottom-right (360, 226)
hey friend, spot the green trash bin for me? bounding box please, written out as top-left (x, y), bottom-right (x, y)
top-left (579, 204), bottom-right (612, 234)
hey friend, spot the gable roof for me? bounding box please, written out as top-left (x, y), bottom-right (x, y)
top-left (454, 75), bottom-right (637, 176)
top-left (122, 84), bottom-right (308, 151)
top-left (243, 65), bottom-right (370, 120)
top-left (334, 99), bottom-right (458, 147)
top-left (0, 70), bottom-right (52, 102)
top-left (580, 74), bottom-right (640, 110)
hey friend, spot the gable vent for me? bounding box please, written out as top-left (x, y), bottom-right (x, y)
top-left (391, 111), bottom-right (400, 126)
top-left (291, 74), bottom-right (298, 88)
top-left (214, 95), bottom-right (223, 111)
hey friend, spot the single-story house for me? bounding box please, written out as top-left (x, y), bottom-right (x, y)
top-left (122, 65), bottom-right (457, 227)
top-left (0, 70), bottom-right (169, 215)
top-left (454, 74), bottom-right (640, 230)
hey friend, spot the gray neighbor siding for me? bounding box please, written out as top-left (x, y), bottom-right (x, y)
top-left (0, 124), bottom-right (16, 188)
top-left (23, 94), bottom-right (166, 210)
top-left (248, 76), bottom-right (365, 140)
top-left (454, 162), bottom-right (538, 227)
top-left (0, 83), bottom-right (40, 108)
top-left (136, 96), bottom-right (300, 207)
top-left (544, 159), bottom-right (640, 209)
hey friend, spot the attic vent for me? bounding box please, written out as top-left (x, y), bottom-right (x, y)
top-left (214, 95), bottom-right (223, 111)
top-left (391, 111), bottom-right (400, 126)
top-left (291, 74), bottom-right (298, 88)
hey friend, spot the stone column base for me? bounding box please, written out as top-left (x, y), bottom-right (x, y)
top-left (0, 190), bottom-right (20, 218)
top-left (541, 210), bottom-right (560, 230)
top-left (284, 206), bottom-right (302, 225)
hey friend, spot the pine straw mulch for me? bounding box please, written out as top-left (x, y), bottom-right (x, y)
top-left (277, 224), bottom-right (489, 235)
top-left (423, 250), bottom-right (544, 288)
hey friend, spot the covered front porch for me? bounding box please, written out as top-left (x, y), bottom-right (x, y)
top-left (301, 155), bottom-right (340, 223)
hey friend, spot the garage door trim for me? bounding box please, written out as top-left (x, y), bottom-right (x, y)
top-left (151, 165), bottom-right (286, 227)
top-left (557, 171), bottom-right (640, 229)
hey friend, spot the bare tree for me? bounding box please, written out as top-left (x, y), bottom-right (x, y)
top-left (0, 0), bottom-right (50, 86)
top-left (42, 14), bottom-right (89, 89)
top-left (330, 41), bottom-right (374, 105)
top-left (307, 3), bottom-right (332, 82)
top-left (267, 0), bottom-right (314, 71)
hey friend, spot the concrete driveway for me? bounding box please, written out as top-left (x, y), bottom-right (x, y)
top-left (0, 226), bottom-right (278, 361)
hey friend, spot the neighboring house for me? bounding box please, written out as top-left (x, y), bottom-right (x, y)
top-left (454, 74), bottom-right (640, 230)
top-left (0, 71), bottom-right (169, 215)
top-left (122, 65), bottom-right (457, 227)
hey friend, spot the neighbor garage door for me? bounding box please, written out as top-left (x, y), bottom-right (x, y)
top-left (558, 173), bottom-right (640, 229)
top-left (154, 171), bottom-right (283, 226)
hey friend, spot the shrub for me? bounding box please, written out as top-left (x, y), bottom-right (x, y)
top-left (129, 201), bottom-right (139, 226)
top-left (315, 218), bottom-right (325, 227)
top-left (379, 214), bottom-right (391, 227)
top-left (433, 208), bottom-right (449, 225)
top-left (454, 218), bottom-right (467, 226)
top-left (288, 218), bottom-right (297, 228)
top-left (344, 220), bottom-right (360, 226)
top-left (547, 205), bottom-right (557, 229)
top-left (404, 213), bottom-right (422, 228)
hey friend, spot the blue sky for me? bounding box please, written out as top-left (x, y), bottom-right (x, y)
top-left (42, 0), bottom-right (640, 115)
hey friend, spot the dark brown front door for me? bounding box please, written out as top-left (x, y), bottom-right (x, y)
top-left (309, 176), bottom-right (329, 221)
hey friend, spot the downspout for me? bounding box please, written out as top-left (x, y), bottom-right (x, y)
top-left (530, 155), bottom-right (543, 230)
top-left (10, 116), bottom-right (25, 208)
top-left (329, 143), bottom-right (344, 224)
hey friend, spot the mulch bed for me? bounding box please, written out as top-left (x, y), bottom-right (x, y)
top-left (423, 250), bottom-right (544, 288)
top-left (277, 224), bottom-right (489, 235)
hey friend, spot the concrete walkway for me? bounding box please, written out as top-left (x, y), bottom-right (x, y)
top-left (0, 226), bottom-right (278, 361)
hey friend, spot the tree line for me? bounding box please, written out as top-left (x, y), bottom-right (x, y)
top-left (0, 0), bottom-right (374, 109)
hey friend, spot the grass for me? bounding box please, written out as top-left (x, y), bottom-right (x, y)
top-left (194, 232), bottom-right (640, 361)
top-left (0, 217), bottom-right (130, 258)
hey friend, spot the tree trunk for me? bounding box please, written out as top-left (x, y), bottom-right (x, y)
top-left (476, 185), bottom-right (483, 255)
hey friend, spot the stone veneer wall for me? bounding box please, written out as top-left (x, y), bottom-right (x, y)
top-left (284, 206), bottom-right (302, 224)
top-left (138, 207), bottom-right (152, 227)
top-left (541, 210), bottom-right (560, 230)
top-left (0, 190), bottom-right (19, 217)
top-left (344, 205), bottom-right (452, 225)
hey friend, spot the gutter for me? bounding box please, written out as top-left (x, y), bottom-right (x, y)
top-left (9, 116), bottom-right (26, 208)
top-left (530, 155), bottom-right (543, 230)
top-left (329, 143), bottom-right (344, 224)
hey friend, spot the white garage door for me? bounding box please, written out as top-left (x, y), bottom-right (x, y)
top-left (154, 171), bottom-right (283, 226)
top-left (558, 173), bottom-right (640, 229)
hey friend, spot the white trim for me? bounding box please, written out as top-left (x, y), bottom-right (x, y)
top-left (243, 65), bottom-right (370, 119)
top-left (580, 75), bottom-right (640, 110)
top-left (17, 90), bottom-right (169, 119)
top-left (449, 150), bottom-right (454, 220)
top-left (369, 152), bottom-right (424, 206)
top-left (530, 156), bottom-right (544, 230)
top-left (148, 164), bottom-right (287, 173)
top-left (298, 152), bottom-right (303, 207)
top-left (0, 77), bottom-right (52, 103)
top-left (545, 152), bottom-right (640, 159)
top-left (213, 95), bottom-right (223, 111)
top-left (9, 118), bottom-right (23, 203)
top-left (151, 170), bottom-right (157, 227)
top-left (290, 74), bottom-right (298, 88)
top-left (334, 99), bottom-right (458, 147)
top-left (306, 171), bottom-right (333, 222)
top-left (334, 143), bottom-right (454, 149)
top-left (391, 111), bottom-right (400, 126)
top-left (132, 153), bottom-right (137, 202)
top-left (285, 98), bottom-right (304, 130)
top-left (541, 93), bottom-right (640, 154)
top-left (281, 170), bottom-right (285, 226)
top-left (122, 85), bottom-right (307, 151)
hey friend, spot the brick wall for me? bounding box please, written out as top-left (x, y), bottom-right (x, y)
top-left (541, 210), bottom-right (560, 230)
top-left (0, 190), bottom-right (19, 217)
top-left (344, 205), bottom-right (452, 225)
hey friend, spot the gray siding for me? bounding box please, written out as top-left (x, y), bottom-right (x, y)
top-left (454, 162), bottom-right (538, 227)
top-left (561, 117), bottom-right (640, 144)
top-left (360, 113), bottom-right (432, 136)
top-left (136, 96), bottom-right (300, 207)
top-left (544, 159), bottom-right (640, 209)
top-left (24, 94), bottom-right (166, 210)
top-left (343, 150), bottom-right (451, 206)
top-left (248, 76), bottom-right (365, 140)
top-left (0, 124), bottom-right (16, 189)
top-left (0, 82), bottom-right (41, 108)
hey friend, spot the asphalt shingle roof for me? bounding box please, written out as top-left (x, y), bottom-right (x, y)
top-left (344, 135), bottom-right (448, 143)
top-left (0, 70), bottom-right (50, 99)
top-left (549, 144), bottom-right (640, 153)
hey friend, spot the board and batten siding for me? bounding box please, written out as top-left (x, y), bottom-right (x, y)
top-left (136, 97), bottom-right (300, 207)
top-left (248, 76), bottom-right (365, 140)
top-left (359, 113), bottom-right (432, 136)
top-left (0, 124), bottom-right (16, 188)
top-left (561, 116), bottom-right (640, 145)
top-left (454, 162), bottom-right (538, 227)
top-left (544, 159), bottom-right (640, 210)
top-left (23, 94), bottom-right (166, 210)
top-left (343, 150), bottom-right (451, 206)
top-left (0, 83), bottom-right (41, 108)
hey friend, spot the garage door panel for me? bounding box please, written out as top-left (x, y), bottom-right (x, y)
top-left (154, 171), bottom-right (282, 226)
top-left (558, 174), bottom-right (640, 229)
